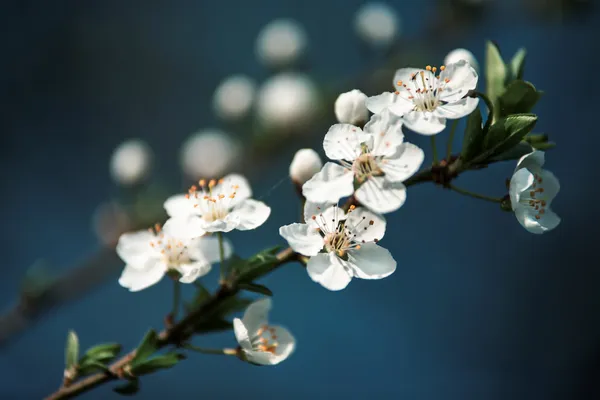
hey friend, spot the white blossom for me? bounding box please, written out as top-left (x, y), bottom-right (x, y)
top-left (302, 110), bottom-right (424, 214)
top-left (233, 298), bottom-right (295, 366)
top-left (180, 130), bottom-right (240, 179)
top-left (163, 174), bottom-right (271, 235)
top-left (289, 149), bottom-right (323, 185)
top-left (280, 202), bottom-right (396, 291)
top-left (213, 75), bottom-right (256, 121)
top-left (116, 223), bottom-right (232, 292)
top-left (334, 89), bottom-right (369, 125)
top-left (444, 48), bottom-right (479, 73)
top-left (367, 60), bottom-right (479, 135)
top-left (255, 19), bottom-right (307, 68)
top-left (509, 151), bottom-right (560, 234)
top-left (354, 2), bottom-right (400, 47)
top-left (110, 139), bottom-right (152, 185)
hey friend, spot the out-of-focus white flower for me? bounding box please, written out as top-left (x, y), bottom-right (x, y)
top-left (444, 48), bottom-right (479, 73)
top-left (116, 224), bottom-right (233, 292)
top-left (289, 149), bottom-right (323, 185)
top-left (110, 139), bottom-right (152, 186)
top-left (367, 61), bottom-right (479, 135)
top-left (213, 75), bottom-right (256, 121)
top-left (280, 202), bottom-right (396, 291)
top-left (180, 130), bottom-right (240, 180)
top-left (163, 174), bottom-right (271, 235)
top-left (233, 298), bottom-right (295, 365)
top-left (354, 3), bottom-right (400, 47)
top-left (92, 201), bottom-right (132, 247)
top-left (509, 151), bottom-right (560, 234)
top-left (303, 110), bottom-right (424, 214)
top-left (255, 19), bottom-right (307, 68)
top-left (334, 89), bottom-right (369, 125)
top-left (256, 73), bottom-right (318, 129)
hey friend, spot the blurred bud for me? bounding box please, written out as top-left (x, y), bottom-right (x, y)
top-left (92, 201), bottom-right (132, 247)
top-left (213, 75), bottom-right (256, 121)
top-left (110, 139), bottom-right (152, 186)
top-left (256, 73), bottom-right (318, 129)
top-left (256, 19), bottom-right (307, 68)
top-left (334, 89), bottom-right (369, 125)
top-left (444, 48), bottom-right (480, 73)
top-left (180, 130), bottom-right (241, 179)
top-left (354, 3), bottom-right (400, 48)
top-left (289, 149), bottom-right (323, 185)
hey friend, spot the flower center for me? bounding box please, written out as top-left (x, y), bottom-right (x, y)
top-left (351, 153), bottom-right (383, 182)
top-left (395, 65), bottom-right (450, 112)
top-left (185, 178), bottom-right (239, 222)
top-left (147, 224), bottom-right (191, 267)
top-left (252, 325), bottom-right (279, 354)
top-left (520, 172), bottom-right (549, 220)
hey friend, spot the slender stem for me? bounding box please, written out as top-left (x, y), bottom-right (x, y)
top-left (430, 136), bottom-right (438, 164)
top-left (171, 280), bottom-right (180, 321)
top-left (449, 184), bottom-right (503, 203)
top-left (183, 344), bottom-right (237, 355)
top-left (446, 120), bottom-right (459, 160)
top-left (217, 232), bottom-right (226, 282)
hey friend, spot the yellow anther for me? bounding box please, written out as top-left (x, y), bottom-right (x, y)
top-left (396, 80), bottom-right (403, 86)
top-left (218, 178), bottom-right (224, 184)
top-left (208, 179), bottom-right (216, 188)
top-left (349, 205), bottom-right (356, 210)
top-left (440, 65), bottom-right (446, 71)
top-left (218, 194), bottom-right (225, 199)
top-left (426, 65), bottom-right (432, 71)
top-left (432, 67), bottom-right (437, 73)
top-left (199, 179), bottom-right (206, 187)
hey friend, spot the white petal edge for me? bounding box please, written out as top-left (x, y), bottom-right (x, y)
top-left (434, 97), bottom-right (479, 120)
top-left (346, 207), bottom-right (386, 242)
top-left (279, 223), bottom-right (324, 256)
top-left (402, 111), bottom-right (447, 135)
top-left (233, 318), bottom-right (253, 351)
top-left (439, 60), bottom-right (479, 103)
top-left (323, 124), bottom-right (368, 161)
top-left (347, 243), bottom-right (397, 280)
top-left (162, 216), bottom-right (206, 239)
top-left (188, 235), bottom-right (233, 264)
top-left (355, 176), bottom-right (406, 214)
top-left (380, 143), bottom-right (424, 182)
top-left (242, 298), bottom-right (272, 337)
top-left (118, 260), bottom-right (165, 292)
top-left (306, 252), bottom-right (352, 291)
top-left (164, 194), bottom-right (199, 218)
top-left (302, 162), bottom-right (354, 204)
top-left (230, 199), bottom-right (271, 231)
top-left (116, 230), bottom-right (155, 267)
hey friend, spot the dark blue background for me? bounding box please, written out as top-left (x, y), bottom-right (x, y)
top-left (1, 0), bottom-right (599, 399)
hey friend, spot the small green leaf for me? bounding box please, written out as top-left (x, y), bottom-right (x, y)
top-left (239, 282), bottom-right (273, 296)
top-left (497, 80), bottom-right (542, 117)
top-left (485, 41), bottom-right (507, 113)
top-left (65, 331), bottom-right (79, 370)
top-left (510, 48), bottom-right (527, 81)
top-left (113, 379), bottom-right (140, 396)
top-left (460, 108), bottom-right (484, 163)
top-left (78, 361), bottom-right (111, 376)
top-left (477, 114), bottom-right (538, 162)
top-left (524, 133), bottom-right (549, 145)
top-left (130, 330), bottom-right (158, 366)
top-left (489, 141), bottom-right (534, 163)
top-left (80, 343), bottom-right (122, 364)
top-left (130, 353), bottom-right (185, 376)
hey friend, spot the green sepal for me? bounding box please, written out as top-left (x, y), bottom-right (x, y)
top-left (485, 41), bottom-right (507, 113)
top-left (510, 48), bottom-right (527, 81)
top-left (129, 353), bottom-right (185, 376)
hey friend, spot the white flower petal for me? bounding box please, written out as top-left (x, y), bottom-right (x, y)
top-left (162, 216), bottom-right (206, 239)
top-left (515, 207), bottom-right (560, 234)
top-left (402, 111), bottom-right (447, 135)
top-left (509, 168), bottom-right (535, 208)
top-left (346, 207), bottom-right (386, 242)
top-left (214, 174), bottom-right (252, 207)
top-left (439, 60), bottom-right (479, 103)
top-left (364, 109), bottom-right (405, 157)
top-left (233, 318), bottom-right (253, 351)
top-left (164, 194), bottom-right (199, 218)
top-left (538, 169), bottom-right (560, 201)
top-left (242, 298), bottom-right (272, 337)
top-left (323, 124), bottom-right (369, 161)
top-left (188, 235), bottom-right (233, 264)
top-left (380, 143), bottom-right (424, 182)
top-left (306, 252), bottom-right (352, 291)
top-left (516, 150), bottom-right (545, 172)
top-left (118, 260), bottom-right (165, 292)
top-left (243, 350), bottom-right (277, 366)
top-left (302, 162), bottom-right (354, 204)
top-left (365, 92), bottom-right (394, 114)
top-left (177, 261), bottom-right (212, 283)
top-left (434, 97), bottom-right (479, 120)
top-left (355, 176), bottom-right (406, 214)
top-left (116, 230), bottom-right (155, 267)
top-left (347, 242), bottom-right (396, 280)
top-left (394, 68), bottom-right (434, 92)
top-left (265, 325), bottom-right (295, 364)
top-left (230, 199), bottom-right (271, 231)
top-left (303, 202), bottom-right (346, 231)
top-left (279, 223), bottom-right (324, 256)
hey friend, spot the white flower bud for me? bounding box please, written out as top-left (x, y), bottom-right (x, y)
top-left (213, 75), bottom-right (256, 121)
top-left (256, 73), bottom-right (318, 129)
top-left (256, 19), bottom-right (307, 68)
top-left (354, 3), bottom-right (401, 47)
top-left (110, 139), bottom-right (152, 186)
top-left (334, 89), bottom-right (369, 125)
top-left (444, 48), bottom-right (479, 73)
top-left (180, 130), bottom-right (240, 179)
top-left (289, 149), bottom-right (323, 185)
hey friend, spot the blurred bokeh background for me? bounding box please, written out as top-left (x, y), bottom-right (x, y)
top-left (1, 0), bottom-right (599, 398)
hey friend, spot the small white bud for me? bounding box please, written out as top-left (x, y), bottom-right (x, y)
top-left (180, 130), bottom-right (240, 179)
top-left (334, 89), bottom-right (369, 125)
top-left (354, 3), bottom-right (401, 47)
top-left (289, 149), bottom-right (323, 185)
top-left (256, 19), bottom-right (307, 68)
top-left (444, 48), bottom-right (479, 73)
top-left (213, 75), bottom-right (256, 121)
top-left (110, 139), bottom-right (152, 186)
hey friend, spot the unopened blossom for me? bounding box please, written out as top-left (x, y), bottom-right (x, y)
top-left (233, 298), bottom-right (295, 365)
top-left (334, 89), bottom-right (369, 125)
top-left (180, 130), bottom-right (241, 179)
top-left (444, 48), bottom-right (479, 73)
top-left (509, 151), bottom-right (560, 234)
top-left (117, 223), bottom-right (232, 292)
top-left (213, 75), bottom-right (256, 121)
top-left (163, 174), bottom-right (271, 235)
top-left (110, 139), bottom-right (152, 185)
top-left (280, 202), bottom-right (396, 291)
top-left (354, 2), bottom-right (401, 47)
top-left (302, 110), bottom-right (424, 213)
top-left (255, 19), bottom-right (307, 68)
top-left (366, 60), bottom-right (479, 135)
top-left (289, 149), bottom-right (323, 185)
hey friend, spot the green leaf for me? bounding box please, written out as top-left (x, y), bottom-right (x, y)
top-left (65, 331), bottom-right (79, 370)
top-left (195, 318), bottom-right (233, 334)
top-left (130, 330), bottom-right (158, 366)
top-left (524, 133), bottom-right (549, 145)
top-left (476, 114), bottom-right (538, 163)
top-left (531, 141), bottom-right (556, 151)
top-left (80, 343), bottom-right (121, 365)
top-left (510, 48), bottom-right (527, 81)
top-left (113, 379), bottom-right (140, 396)
top-left (489, 141), bottom-right (534, 163)
top-left (497, 80), bottom-right (543, 117)
top-left (239, 282), bottom-right (273, 296)
top-left (130, 353), bottom-right (185, 376)
top-left (460, 108), bottom-right (484, 163)
top-left (485, 41), bottom-right (507, 113)
top-left (78, 361), bottom-right (111, 376)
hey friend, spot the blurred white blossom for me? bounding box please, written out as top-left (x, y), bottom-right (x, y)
top-left (444, 48), bottom-right (479, 73)
top-left (92, 201), bottom-right (131, 247)
top-left (334, 89), bottom-right (369, 125)
top-left (180, 130), bottom-right (240, 179)
top-left (354, 3), bottom-right (401, 47)
top-left (110, 139), bottom-right (152, 186)
top-left (256, 19), bottom-right (307, 68)
top-left (289, 149), bottom-right (323, 185)
top-left (213, 75), bottom-right (256, 121)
